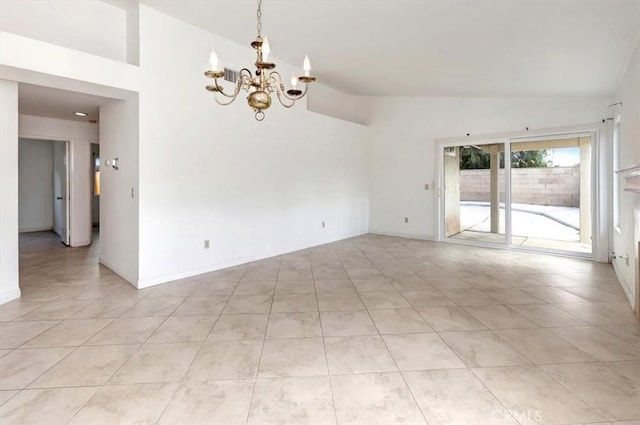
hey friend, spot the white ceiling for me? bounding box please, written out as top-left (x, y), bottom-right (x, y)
top-left (18, 83), bottom-right (106, 123)
top-left (142, 0), bottom-right (640, 96)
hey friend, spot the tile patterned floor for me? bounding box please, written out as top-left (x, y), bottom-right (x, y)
top-left (0, 231), bottom-right (638, 424)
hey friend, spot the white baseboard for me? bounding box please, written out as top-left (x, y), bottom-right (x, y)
top-left (137, 230), bottom-right (369, 289)
top-left (612, 260), bottom-right (636, 310)
top-left (368, 229), bottom-right (435, 241)
top-left (0, 288), bottom-right (21, 305)
top-left (99, 257), bottom-right (138, 288)
top-left (19, 226), bottom-right (53, 233)
top-left (71, 239), bottom-right (92, 247)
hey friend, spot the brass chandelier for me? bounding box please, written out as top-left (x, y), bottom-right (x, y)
top-left (204, 0), bottom-right (316, 121)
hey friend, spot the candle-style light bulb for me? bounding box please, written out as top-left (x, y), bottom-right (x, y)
top-left (291, 75), bottom-right (298, 88)
top-left (303, 54), bottom-right (311, 76)
top-left (262, 37), bottom-right (271, 61)
top-left (209, 49), bottom-right (219, 71)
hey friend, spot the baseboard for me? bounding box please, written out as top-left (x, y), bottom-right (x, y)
top-left (0, 288), bottom-right (21, 305)
top-left (19, 226), bottom-right (53, 233)
top-left (368, 229), bottom-right (435, 241)
top-left (71, 239), bottom-right (92, 247)
top-left (612, 260), bottom-right (636, 310)
top-left (137, 230), bottom-right (369, 289)
top-left (99, 257), bottom-right (138, 288)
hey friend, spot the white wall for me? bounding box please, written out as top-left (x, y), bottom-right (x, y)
top-left (0, 79), bottom-right (20, 304)
top-left (612, 39), bottom-right (640, 306)
top-left (136, 6), bottom-right (369, 287)
top-left (99, 96), bottom-right (139, 285)
top-left (0, 31), bottom-right (140, 99)
top-left (308, 84), bottom-right (369, 125)
top-left (18, 139), bottom-right (53, 232)
top-left (367, 97), bottom-right (609, 240)
top-left (19, 115), bottom-right (99, 246)
top-left (0, 0), bottom-right (127, 63)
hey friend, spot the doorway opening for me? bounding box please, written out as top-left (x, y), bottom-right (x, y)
top-left (444, 143), bottom-right (506, 245)
top-left (9, 82), bottom-right (139, 306)
top-left (90, 142), bottom-right (100, 241)
top-left (439, 132), bottom-right (594, 257)
top-left (18, 138), bottom-right (70, 246)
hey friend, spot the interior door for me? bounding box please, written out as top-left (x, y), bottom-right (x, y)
top-left (52, 141), bottom-right (70, 245)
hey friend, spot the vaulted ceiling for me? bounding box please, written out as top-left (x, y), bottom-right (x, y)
top-left (14, 0), bottom-right (640, 123)
top-left (142, 0), bottom-right (640, 97)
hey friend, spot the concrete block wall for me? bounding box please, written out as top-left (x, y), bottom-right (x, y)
top-left (460, 166), bottom-right (580, 207)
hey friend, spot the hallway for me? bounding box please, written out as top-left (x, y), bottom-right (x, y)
top-left (17, 231), bottom-right (124, 302)
top-left (0, 232), bottom-right (638, 424)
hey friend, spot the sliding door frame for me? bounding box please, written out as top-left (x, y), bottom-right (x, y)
top-left (436, 123), bottom-right (607, 261)
top-left (507, 131), bottom-right (597, 259)
top-left (436, 138), bottom-right (510, 250)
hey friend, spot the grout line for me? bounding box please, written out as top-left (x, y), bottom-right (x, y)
top-left (312, 255), bottom-right (341, 425)
top-left (107, 279), bottom-right (240, 424)
top-left (242, 254), bottom-right (281, 425)
top-left (65, 294), bottom-right (197, 421)
top-left (154, 274), bottom-right (246, 422)
top-left (5, 232), bottom-right (635, 424)
top-left (466, 366), bottom-right (525, 424)
top-left (349, 244), bottom-right (433, 425)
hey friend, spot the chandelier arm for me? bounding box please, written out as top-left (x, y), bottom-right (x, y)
top-left (268, 72), bottom-right (297, 101)
top-left (265, 72), bottom-right (281, 94)
top-left (239, 68), bottom-right (254, 79)
top-left (274, 88), bottom-right (296, 108)
top-left (213, 77), bottom-right (247, 104)
top-left (212, 92), bottom-right (241, 106)
top-left (212, 79), bottom-right (241, 99)
top-left (212, 68), bottom-right (253, 100)
top-left (268, 73), bottom-right (294, 106)
top-left (269, 71), bottom-right (283, 83)
top-left (269, 71), bottom-right (309, 101)
top-left (239, 68), bottom-right (255, 90)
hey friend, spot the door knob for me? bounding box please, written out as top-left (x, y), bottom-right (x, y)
top-left (56, 196), bottom-right (63, 200)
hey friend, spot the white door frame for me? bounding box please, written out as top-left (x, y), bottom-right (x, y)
top-left (60, 140), bottom-right (71, 245)
top-left (436, 123), bottom-right (607, 261)
top-left (19, 134), bottom-right (72, 245)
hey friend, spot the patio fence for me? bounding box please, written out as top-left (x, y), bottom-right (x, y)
top-left (460, 166), bottom-right (580, 207)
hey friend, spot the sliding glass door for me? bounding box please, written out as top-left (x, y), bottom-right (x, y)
top-left (439, 132), bottom-right (593, 257)
top-left (508, 135), bottom-right (592, 255)
top-left (442, 142), bottom-right (506, 246)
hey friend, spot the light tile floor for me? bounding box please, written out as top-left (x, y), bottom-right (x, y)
top-left (0, 231), bottom-right (638, 424)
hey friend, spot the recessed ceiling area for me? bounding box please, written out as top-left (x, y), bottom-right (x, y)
top-left (18, 83), bottom-right (107, 123)
top-left (142, 0), bottom-right (640, 97)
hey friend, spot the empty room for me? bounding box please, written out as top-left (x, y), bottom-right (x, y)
top-left (0, 0), bottom-right (639, 424)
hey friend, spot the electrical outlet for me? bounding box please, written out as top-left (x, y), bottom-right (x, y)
top-left (204, 240), bottom-right (210, 249)
top-left (322, 221), bottom-right (326, 228)
top-left (404, 217), bottom-right (409, 223)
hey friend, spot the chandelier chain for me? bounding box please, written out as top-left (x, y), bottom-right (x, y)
top-left (256, 0), bottom-right (262, 38)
